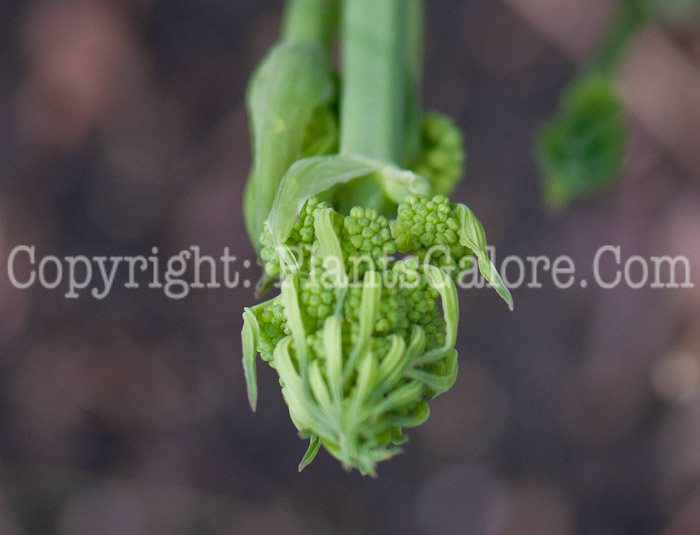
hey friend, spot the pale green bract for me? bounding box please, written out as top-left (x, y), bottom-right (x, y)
top-left (243, 39), bottom-right (337, 250)
top-left (266, 154), bottom-right (430, 252)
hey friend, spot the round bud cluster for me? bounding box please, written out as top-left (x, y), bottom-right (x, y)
top-left (253, 299), bottom-right (288, 361)
top-left (411, 112), bottom-right (465, 196)
top-left (391, 194), bottom-right (472, 276)
top-left (341, 206), bottom-right (397, 278)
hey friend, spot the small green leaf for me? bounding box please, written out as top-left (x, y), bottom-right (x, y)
top-left (379, 164), bottom-right (431, 203)
top-left (350, 350), bottom-right (378, 416)
top-left (280, 275), bottom-right (308, 376)
top-left (266, 154), bottom-right (432, 251)
top-left (241, 308), bottom-right (261, 411)
top-left (322, 316), bottom-right (343, 404)
top-left (267, 154), bottom-right (377, 248)
top-left (416, 265), bottom-right (459, 364)
top-left (371, 326), bottom-right (425, 401)
top-left (298, 435), bottom-right (322, 471)
top-left (344, 269), bottom-right (382, 380)
top-left (537, 76), bottom-right (626, 209)
top-left (309, 360), bottom-right (334, 421)
top-left (274, 337), bottom-right (329, 437)
top-left (399, 401), bottom-right (431, 428)
top-left (313, 207), bottom-right (348, 287)
top-left (455, 204), bottom-right (514, 310)
top-left (408, 349), bottom-right (458, 396)
top-left (375, 335), bottom-right (408, 395)
top-left (370, 380), bottom-right (423, 417)
top-left (405, 325), bottom-right (427, 361)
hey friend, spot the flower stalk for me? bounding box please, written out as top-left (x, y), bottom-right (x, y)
top-left (340, 0), bottom-right (407, 165)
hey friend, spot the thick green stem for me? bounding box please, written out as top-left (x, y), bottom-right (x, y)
top-left (589, 0), bottom-right (646, 77)
top-left (340, 0), bottom-right (408, 164)
top-left (282, 0), bottom-right (339, 49)
top-left (403, 0), bottom-right (425, 167)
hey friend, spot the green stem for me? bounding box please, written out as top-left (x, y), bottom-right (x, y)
top-left (282, 0), bottom-right (339, 49)
top-left (340, 0), bottom-right (408, 164)
top-left (403, 0), bottom-right (425, 167)
top-left (589, 0), bottom-right (647, 77)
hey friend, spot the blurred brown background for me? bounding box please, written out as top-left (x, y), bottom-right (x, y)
top-left (1, 0), bottom-right (700, 534)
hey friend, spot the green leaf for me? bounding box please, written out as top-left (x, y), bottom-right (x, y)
top-left (280, 275), bottom-right (309, 383)
top-left (455, 204), bottom-right (514, 310)
top-left (349, 350), bottom-right (378, 417)
top-left (408, 349), bottom-right (458, 396)
top-left (298, 435), bottom-right (322, 471)
top-left (266, 153), bottom-right (431, 250)
top-left (241, 308), bottom-right (261, 411)
top-left (313, 207), bottom-right (348, 287)
top-left (370, 380), bottom-right (424, 417)
top-left (375, 335), bottom-right (408, 396)
top-left (537, 76), bottom-right (626, 210)
top-left (415, 265), bottom-right (460, 364)
top-left (322, 316), bottom-right (344, 404)
top-left (309, 360), bottom-right (334, 421)
top-left (344, 270), bottom-right (382, 381)
top-left (380, 164), bottom-right (432, 203)
top-left (405, 324), bottom-right (427, 359)
top-left (274, 337), bottom-right (330, 438)
top-left (266, 154), bottom-right (377, 248)
top-left (244, 39), bottom-right (335, 249)
top-left (399, 401), bottom-right (431, 428)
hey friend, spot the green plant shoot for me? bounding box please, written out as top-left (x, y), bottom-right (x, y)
top-left (241, 0), bottom-right (512, 476)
